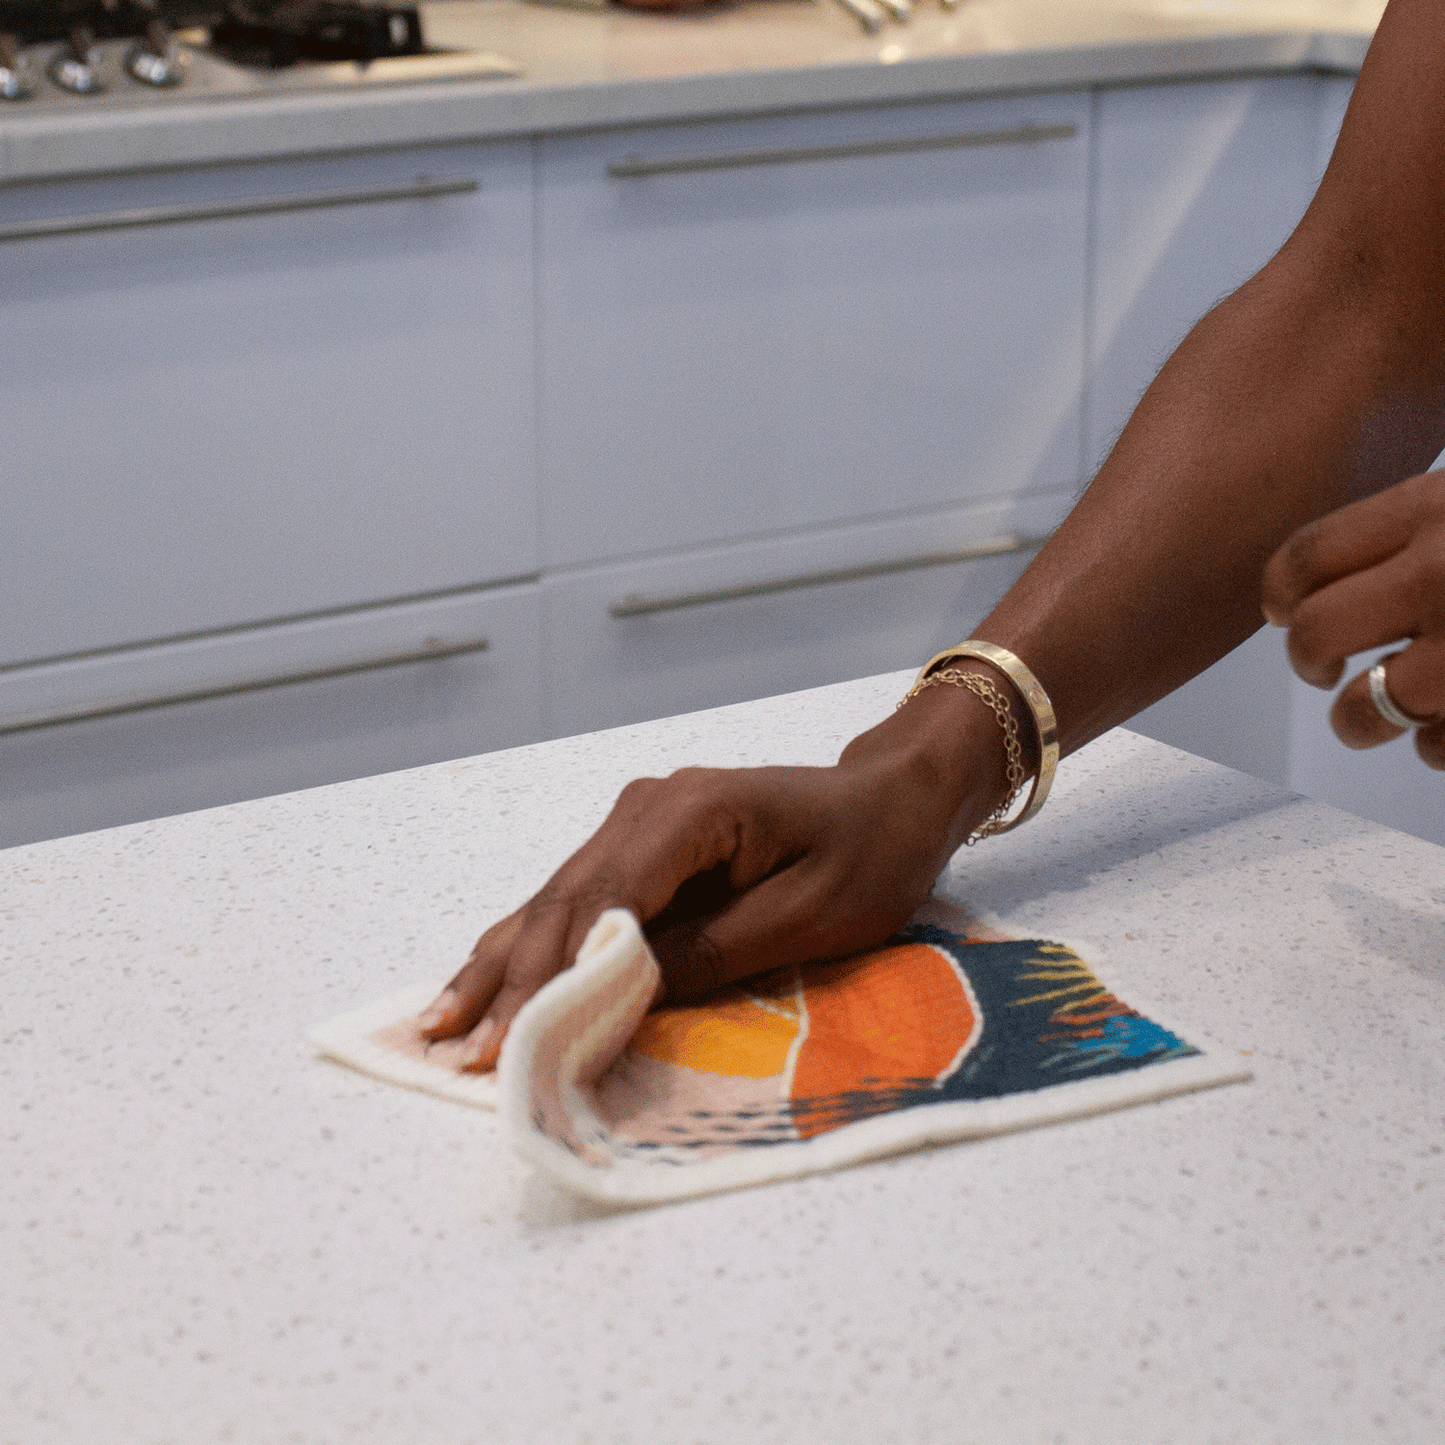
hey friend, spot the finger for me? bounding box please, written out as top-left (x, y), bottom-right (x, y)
top-left (438, 768), bottom-right (812, 1057)
top-left (419, 909), bottom-right (526, 1040)
top-left (1330, 640), bottom-right (1445, 749)
top-left (522, 770), bottom-right (813, 975)
top-left (445, 768), bottom-right (797, 1063)
top-left (1331, 667), bottom-right (1407, 749)
top-left (1283, 550), bottom-right (1423, 688)
top-left (1262, 484), bottom-right (1418, 627)
top-left (1383, 637), bottom-right (1445, 723)
top-left (420, 772), bottom-right (745, 1042)
top-left (1416, 719), bottom-right (1445, 770)
top-left (455, 904), bottom-right (579, 1072)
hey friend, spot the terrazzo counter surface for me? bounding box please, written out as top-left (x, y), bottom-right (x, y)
top-left (4, 671), bottom-right (1443, 1443)
top-left (0, 0), bottom-right (1384, 181)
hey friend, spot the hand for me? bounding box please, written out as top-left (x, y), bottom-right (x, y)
top-left (1261, 469), bottom-right (1445, 768)
top-left (418, 679), bottom-right (1021, 1070)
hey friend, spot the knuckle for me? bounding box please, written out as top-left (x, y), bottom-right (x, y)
top-left (529, 871), bottom-right (618, 919)
top-left (614, 774), bottom-right (665, 808)
top-left (496, 959), bottom-right (557, 1002)
top-left (614, 767), bottom-right (723, 819)
top-left (527, 875), bottom-right (570, 910)
top-left (665, 765), bottom-right (727, 795)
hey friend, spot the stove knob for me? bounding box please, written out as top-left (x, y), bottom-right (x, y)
top-left (126, 20), bottom-right (185, 88)
top-left (48, 29), bottom-right (105, 96)
top-left (0, 34), bottom-right (33, 101)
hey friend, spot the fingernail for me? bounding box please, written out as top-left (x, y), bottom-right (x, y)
top-left (416, 989), bottom-right (456, 1032)
top-left (461, 1019), bottom-right (497, 1068)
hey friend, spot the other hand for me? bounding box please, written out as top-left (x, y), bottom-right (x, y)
top-left (1261, 469), bottom-right (1445, 767)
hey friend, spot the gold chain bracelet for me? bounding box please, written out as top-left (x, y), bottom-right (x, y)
top-left (896, 667), bottom-right (1026, 844)
top-left (896, 640), bottom-right (1060, 843)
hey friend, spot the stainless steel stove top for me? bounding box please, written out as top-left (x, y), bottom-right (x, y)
top-left (0, 3), bottom-right (520, 110)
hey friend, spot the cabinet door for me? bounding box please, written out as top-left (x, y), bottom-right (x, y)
top-left (542, 493), bottom-right (1065, 739)
top-left (1090, 76), bottom-right (1325, 786)
top-left (1087, 75), bottom-right (1324, 465)
top-left (1, 140), bottom-right (535, 668)
top-left (537, 92), bottom-right (1088, 569)
top-left (0, 583), bottom-right (542, 850)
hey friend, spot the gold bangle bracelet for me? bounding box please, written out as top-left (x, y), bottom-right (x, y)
top-left (907, 640), bottom-right (1060, 837)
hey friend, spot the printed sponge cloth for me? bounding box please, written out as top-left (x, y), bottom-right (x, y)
top-left (310, 901), bottom-right (1250, 1205)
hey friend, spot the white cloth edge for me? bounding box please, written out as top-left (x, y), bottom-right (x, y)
top-left (307, 981), bottom-right (501, 1109)
top-left (500, 911), bottom-right (1251, 1204)
top-left (310, 909), bottom-right (1252, 1206)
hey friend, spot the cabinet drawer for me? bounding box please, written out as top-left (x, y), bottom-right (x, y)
top-left (1, 139), bottom-right (536, 667)
top-left (537, 91), bottom-right (1089, 568)
top-left (542, 493), bottom-right (1066, 740)
top-left (0, 583), bottom-right (541, 850)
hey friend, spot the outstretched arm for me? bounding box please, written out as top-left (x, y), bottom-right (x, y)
top-left (985, 0), bottom-right (1445, 753)
top-left (425, 0), bottom-right (1445, 1068)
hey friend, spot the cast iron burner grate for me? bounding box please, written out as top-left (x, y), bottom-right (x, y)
top-left (0, 3), bottom-right (427, 67)
top-left (208, 3), bottom-right (425, 69)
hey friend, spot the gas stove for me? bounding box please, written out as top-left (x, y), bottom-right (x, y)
top-left (0, 2), bottom-right (519, 107)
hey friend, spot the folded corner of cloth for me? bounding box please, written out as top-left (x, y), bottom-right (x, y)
top-left (305, 908), bottom-right (659, 1141)
top-left (311, 904), bottom-right (1251, 1207)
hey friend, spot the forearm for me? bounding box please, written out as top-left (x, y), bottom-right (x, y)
top-left (975, 258), bottom-right (1445, 757)
top-left (969, 0), bottom-right (1445, 760)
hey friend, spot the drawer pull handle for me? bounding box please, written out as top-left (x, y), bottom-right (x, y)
top-left (606, 124), bottom-right (1076, 179)
top-left (0, 635), bottom-right (490, 736)
top-left (608, 534), bottom-right (1044, 619)
top-left (0, 176), bottom-right (480, 245)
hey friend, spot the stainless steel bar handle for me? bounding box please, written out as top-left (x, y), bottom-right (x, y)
top-left (0, 176), bottom-right (479, 245)
top-left (831, 0), bottom-right (887, 34)
top-left (607, 124), bottom-right (1076, 179)
top-left (0, 636), bottom-right (491, 736)
top-left (608, 534), bottom-right (1044, 619)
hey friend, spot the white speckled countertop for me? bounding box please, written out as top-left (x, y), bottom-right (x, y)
top-left (0, 0), bottom-right (1384, 182)
top-left (3, 671), bottom-right (1442, 1443)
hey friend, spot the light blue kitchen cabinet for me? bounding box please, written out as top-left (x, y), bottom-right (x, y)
top-left (1, 140), bottom-right (540, 848)
top-left (0, 581), bottom-right (543, 849)
top-left (1084, 75), bottom-right (1325, 474)
top-left (1, 139), bottom-right (537, 668)
top-left (1088, 75), bottom-right (1334, 788)
top-left (535, 91), bottom-right (1091, 570)
top-left (12, 73), bottom-right (1420, 851)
